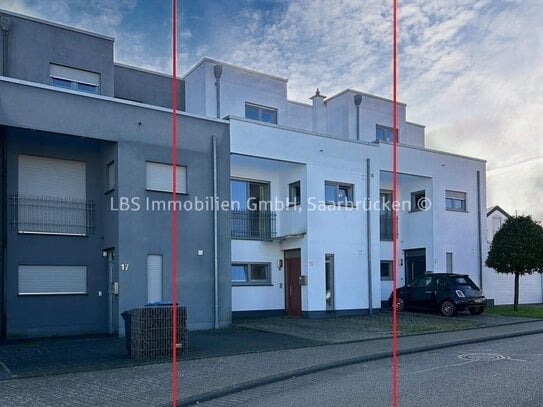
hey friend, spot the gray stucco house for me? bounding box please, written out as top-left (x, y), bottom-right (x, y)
top-left (0, 9), bottom-right (231, 338)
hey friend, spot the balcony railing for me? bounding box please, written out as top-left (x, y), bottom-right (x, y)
top-left (380, 212), bottom-right (393, 241)
top-left (11, 194), bottom-right (95, 236)
top-left (231, 209), bottom-right (277, 240)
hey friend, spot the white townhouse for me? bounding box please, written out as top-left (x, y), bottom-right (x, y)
top-left (184, 58), bottom-right (488, 317)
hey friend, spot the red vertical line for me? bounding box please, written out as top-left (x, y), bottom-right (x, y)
top-left (391, 0), bottom-right (399, 407)
top-left (171, 0), bottom-right (178, 406)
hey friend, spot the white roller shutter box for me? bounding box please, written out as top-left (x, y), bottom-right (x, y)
top-left (147, 255), bottom-right (163, 303)
top-left (18, 155), bottom-right (86, 199)
top-left (18, 265), bottom-right (87, 295)
top-left (146, 162), bottom-right (187, 193)
top-left (17, 155), bottom-right (87, 235)
top-left (50, 64), bottom-right (100, 86)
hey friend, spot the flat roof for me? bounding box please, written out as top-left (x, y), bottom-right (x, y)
top-left (0, 8), bottom-right (114, 41)
top-left (183, 57), bottom-right (289, 82)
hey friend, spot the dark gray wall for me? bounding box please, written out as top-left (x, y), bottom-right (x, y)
top-left (0, 77), bottom-right (231, 335)
top-left (114, 64), bottom-right (186, 111)
top-left (116, 123), bottom-right (231, 330)
top-left (4, 129), bottom-right (112, 337)
top-left (0, 10), bottom-right (114, 95)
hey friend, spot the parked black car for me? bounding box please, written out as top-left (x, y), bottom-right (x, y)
top-left (388, 273), bottom-right (487, 316)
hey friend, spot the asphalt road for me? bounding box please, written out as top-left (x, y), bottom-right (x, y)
top-left (200, 333), bottom-right (543, 407)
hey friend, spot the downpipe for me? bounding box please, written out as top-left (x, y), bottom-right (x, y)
top-left (212, 136), bottom-right (219, 329)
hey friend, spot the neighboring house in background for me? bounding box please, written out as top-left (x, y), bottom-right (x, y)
top-left (0, 9), bottom-right (231, 338)
top-left (184, 58), bottom-right (488, 317)
top-left (483, 206), bottom-right (543, 305)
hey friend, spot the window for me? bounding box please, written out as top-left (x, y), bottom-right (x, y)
top-left (376, 124), bottom-right (398, 142)
top-left (106, 161), bottom-right (115, 192)
top-left (410, 190), bottom-right (427, 212)
top-left (380, 190), bottom-right (393, 240)
top-left (325, 181), bottom-right (354, 205)
top-left (245, 103), bottom-right (278, 124)
top-left (412, 276), bottom-right (433, 288)
top-left (15, 155), bottom-right (91, 235)
top-left (446, 190), bottom-right (466, 211)
top-left (325, 254), bottom-right (334, 310)
top-left (289, 181), bottom-right (301, 206)
top-left (231, 179), bottom-right (276, 240)
top-left (146, 162), bottom-right (187, 194)
top-left (446, 252), bottom-right (453, 274)
top-left (147, 255), bottom-right (163, 303)
top-left (50, 64), bottom-right (100, 94)
top-left (492, 217), bottom-right (502, 235)
top-left (18, 265), bottom-right (87, 295)
top-left (435, 276), bottom-right (449, 289)
top-left (380, 261), bottom-right (393, 281)
top-left (231, 263), bottom-right (271, 285)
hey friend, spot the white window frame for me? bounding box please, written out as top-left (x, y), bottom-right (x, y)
top-left (245, 102), bottom-right (278, 124)
top-left (325, 181), bottom-right (354, 206)
top-left (146, 161), bottom-right (187, 194)
top-left (231, 262), bottom-right (271, 286)
top-left (50, 63), bottom-right (100, 94)
top-left (376, 124), bottom-right (399, 142)
top-left (147, 254), bottom-right (163, 304)
top-left (410, 190), bottom-right (427, 212)
top-left (288, 181), bottom-right (301, 206)
top-left (446, 190), bottom-right (467, 212)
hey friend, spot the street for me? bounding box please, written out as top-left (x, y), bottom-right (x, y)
top-left (200, 333), bottom-right (543, 407)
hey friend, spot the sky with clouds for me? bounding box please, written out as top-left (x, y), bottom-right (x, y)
top-left (1, 0), bottom-right (541, 220)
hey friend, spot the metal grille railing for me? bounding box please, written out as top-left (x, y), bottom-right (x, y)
top-left (11, 194), bottom-right (95, 235)
top-left (380, 212), bottom-right (393, 241)
top-left (231, 209), bottom-right (277, 240)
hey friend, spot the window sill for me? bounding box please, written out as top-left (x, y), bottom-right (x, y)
top-left (232, 283), bottom-right (273, 287)
top-left (446, 209), bottom-right (468, 213)
top-left (326, 202), bottom-right (356, 208)
top-left (17, 231), bottom-right (88, 237)
top-left (146, 189), bottom-right (189, 195)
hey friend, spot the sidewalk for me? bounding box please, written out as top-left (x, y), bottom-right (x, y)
top-left (1, 319), bottom-right (543, 407)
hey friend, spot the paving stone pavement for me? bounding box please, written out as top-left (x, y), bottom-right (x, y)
top-left (1, 320), bottom-right (543, 407)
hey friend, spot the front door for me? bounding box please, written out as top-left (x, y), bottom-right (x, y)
top-left (404, 248), bottom-right (426, 284)
top-left (105, 248), bottom-right (119, 334)
top-left (284, 249), bottom-right (302, 317)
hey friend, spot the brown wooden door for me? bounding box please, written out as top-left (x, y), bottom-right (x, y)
top-left (285, 250), bottom-right (302, 316)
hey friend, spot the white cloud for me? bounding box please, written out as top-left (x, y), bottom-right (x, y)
top-left (1, 0), bottom-right (541, 219)
top-left (213, 0), bottom-right (543, 219)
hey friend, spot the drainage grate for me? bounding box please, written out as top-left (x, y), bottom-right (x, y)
top-left (457, 353), bottom-right (510, 362)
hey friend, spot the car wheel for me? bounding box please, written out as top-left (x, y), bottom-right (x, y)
top-left (394, 297), bottom-right (406, 312)
top-left (440, 300), bottom-right (456, 317)
top-left (469, 307), bottom-right (485, 315)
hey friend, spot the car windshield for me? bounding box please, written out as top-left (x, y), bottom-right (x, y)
top-left (450, 276), bottom-right (478, 289)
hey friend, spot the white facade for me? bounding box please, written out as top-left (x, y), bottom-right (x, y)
top-left (185, 58), bottom-right (490, 316)
top-left (483, 207), bottom-right (543, 305)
